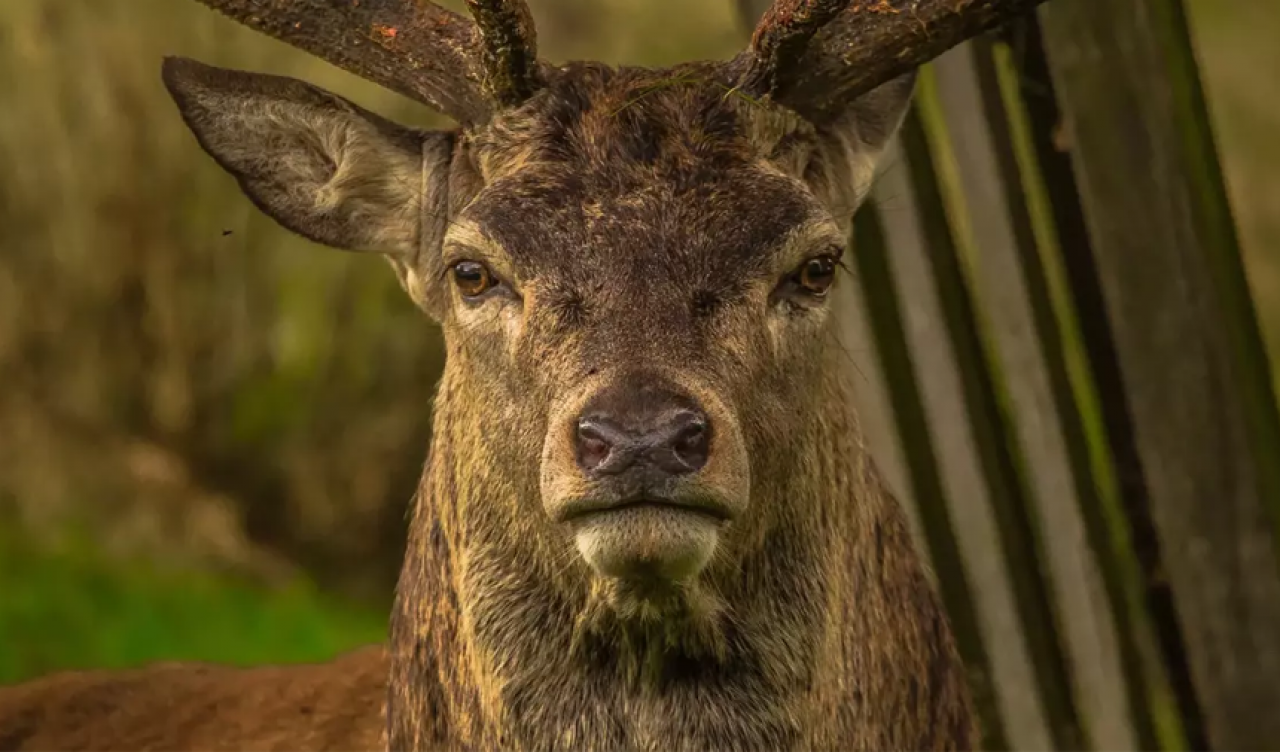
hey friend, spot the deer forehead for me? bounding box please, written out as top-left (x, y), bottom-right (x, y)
top-left (448, 74), bottom-right (839, 285)
top-left (455, 173), bottom-right (828, 280)
top-left (471, 64), bottom-right (817, 183)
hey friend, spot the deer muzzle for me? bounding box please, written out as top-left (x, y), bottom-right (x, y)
top-left (540, 370), bottom-right (750, 583)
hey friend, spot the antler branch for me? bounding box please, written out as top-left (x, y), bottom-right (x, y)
top-left (736, 0), bottom-right (1052, 123)
top-left (190, 0), bottom-right (496, 125)
top-left (736, 0), bottom-right (849, 100)
top-left (465, 0), bottom-right (542, 108)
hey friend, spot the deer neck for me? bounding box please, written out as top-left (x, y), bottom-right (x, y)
top-left (386, 366), bottom-right (973, 751)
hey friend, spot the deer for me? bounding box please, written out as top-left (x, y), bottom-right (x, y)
top-left (0, 0), bottom-right (1051, 749)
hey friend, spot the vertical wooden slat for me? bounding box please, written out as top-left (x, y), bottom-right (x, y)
top-left (1040, 1), bottom-right (1280, 747)
top-left (1001, 17), bottom-right (1199, 749)
top-left (900, 94), bottom-right (1088, 750)
top-left (848, 203), bottom-right (1010, 750)
top-left (931, 40), bottom-right (1138, 751)
top-left (872, 133), bottom-right (1050, 751)
top-left (1002, 17), bottom-right (1204, 749)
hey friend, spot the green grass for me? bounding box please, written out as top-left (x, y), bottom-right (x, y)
top-left (0, 536), bottom-right (386, 685)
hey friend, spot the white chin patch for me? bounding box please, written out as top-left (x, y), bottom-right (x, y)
top-left (572, 506), bottom-right (720, 582)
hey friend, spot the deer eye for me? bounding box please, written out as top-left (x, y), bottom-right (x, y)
top-left (785, 254), bottom-right (838, 299)
top-left (797, 256), bottom-right (837, 295)
top-left (452, 261), bottom-right (497, 298)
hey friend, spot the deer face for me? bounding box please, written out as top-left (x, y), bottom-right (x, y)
top-left (450, 65), bottom-right (889, 588)
top-left (163, 40), bottom-right (911, 610)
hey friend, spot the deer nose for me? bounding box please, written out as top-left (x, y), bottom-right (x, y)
top-left (575, 409), bottom-right (710, 477)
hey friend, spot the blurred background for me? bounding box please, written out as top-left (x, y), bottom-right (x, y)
top-left (0, 0), bottom-right (1273, 687)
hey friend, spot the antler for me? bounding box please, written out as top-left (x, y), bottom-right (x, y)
top-left (190, 0), bottom-right (542, 126)
top-left (735, 0), bottom-right (848, 101)
top-left (735, 0), bottom-right (1052, 123)
top-left (193, 0), bottom-right (1049, 127)
top-left (466, 0), bottom-right (542, 108)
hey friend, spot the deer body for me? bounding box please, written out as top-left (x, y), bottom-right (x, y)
top-left (0, 1), bottom-right (997, 749)
top-left (0, 647), bottom-right (386, 750)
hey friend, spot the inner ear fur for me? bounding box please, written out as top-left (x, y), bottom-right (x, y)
top-left (805, 71), bottom-right (917, 216)
top-left (162, 56), bottom-right (448, 259)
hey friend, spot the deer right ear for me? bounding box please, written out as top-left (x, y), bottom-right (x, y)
top-left (804, 71), bottom-right (917, 216)
top-left (161, 57), bottom-right (453, 270)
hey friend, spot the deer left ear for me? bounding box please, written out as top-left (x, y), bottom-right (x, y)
top-left (805, 71), bottom-right (916, 214)
top-left (161, 56), bottom-right (446, 260)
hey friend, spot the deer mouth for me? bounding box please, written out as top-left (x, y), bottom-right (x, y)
top-left (561, 492), bottom-right (730, 582)
top-left (556, 494), bottom-right (734, 524)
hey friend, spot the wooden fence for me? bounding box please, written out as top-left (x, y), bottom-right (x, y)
top-left (741, 1), bottom-right (1280, 749)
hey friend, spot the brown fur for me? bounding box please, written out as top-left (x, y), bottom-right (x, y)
top-left (385, 65), bottom-right (977, 751)
top-left (0, 53), bottom-right (975, 752)
top-left (0, 647), bottom-right (386, 750)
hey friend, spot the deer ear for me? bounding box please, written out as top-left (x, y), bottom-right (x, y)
top-left (805, 71), bottom-right (916, 214)
top-left (161, 56), bottom-right (446, 259)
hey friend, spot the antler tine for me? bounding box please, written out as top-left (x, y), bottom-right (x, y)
top-left (734, 0), bottom-right (1052, 124)
top-left (190, 0), bottom-right (497, 125)
top-left (465, 0), bottom-right (542, 108)
top-left (735, 0), bottom-right (850, 101)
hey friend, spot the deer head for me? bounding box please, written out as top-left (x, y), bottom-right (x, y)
top-left (162, 0), bottom-right (914, 589)
top-left (159, 0), bottom-right (1020, 748)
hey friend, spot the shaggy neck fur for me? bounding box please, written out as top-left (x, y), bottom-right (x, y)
top-left (386, 341), bottom-right (976, 752)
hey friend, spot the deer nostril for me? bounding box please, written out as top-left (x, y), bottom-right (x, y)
top-left (670, 414), bottom-right (710, 472)
top-left (575, 418), bottom-right (614, 472)
top-left (572, 401), bottom-right (712, 478)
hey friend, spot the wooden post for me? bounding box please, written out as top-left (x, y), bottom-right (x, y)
top-left (1040, 0), bottom-right (1280, 747)
top-left (1001, 17), bottom-right (1202, 749)
top-left (931, 40), bottom-right (1139, 751)
top-left (888, 101), bottom-right (1086, 751)
top-left (874, 125), bottom-right (1063, 749)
